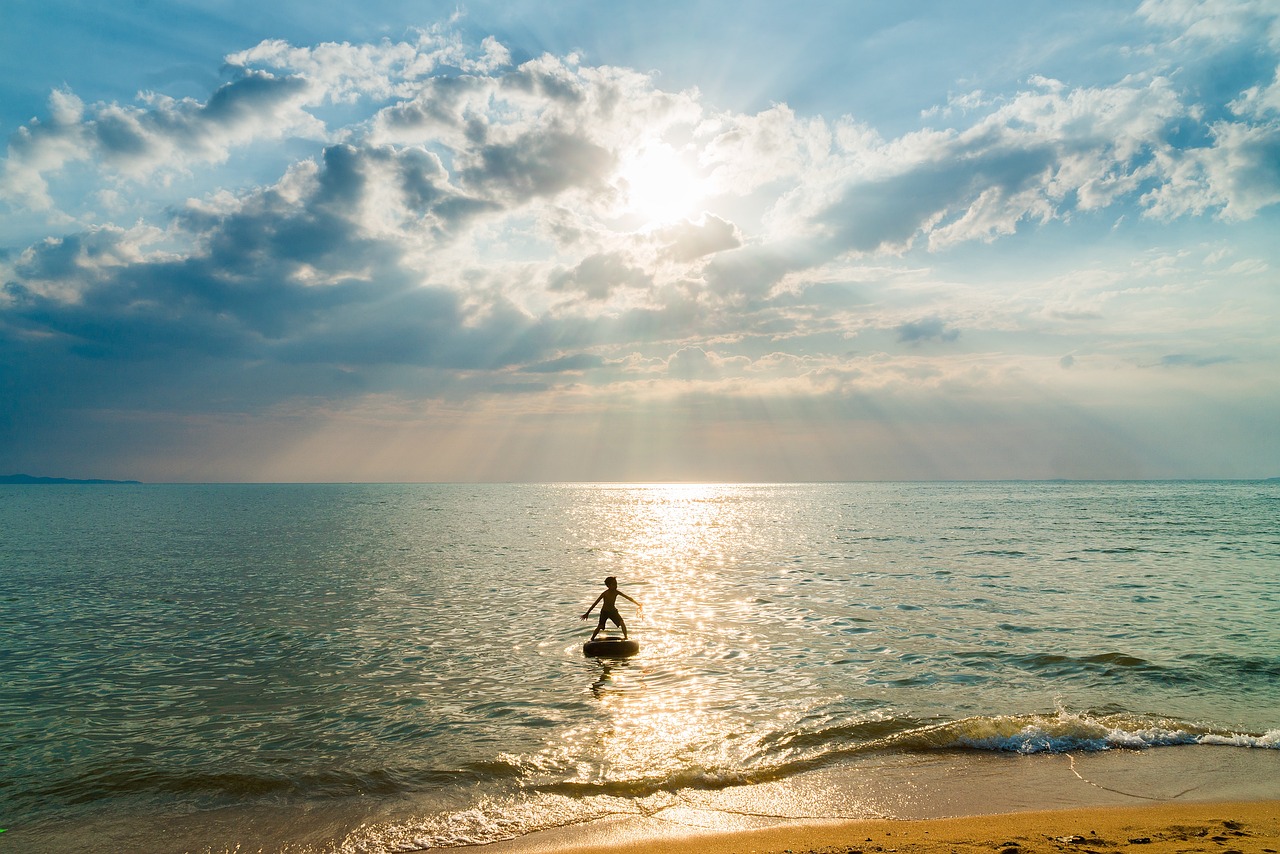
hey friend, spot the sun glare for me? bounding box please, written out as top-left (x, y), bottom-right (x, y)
top-left (616, 142), bottom-right (706, 226)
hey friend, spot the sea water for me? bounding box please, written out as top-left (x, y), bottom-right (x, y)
top-left (0, 481), bottom-right (1277, 852)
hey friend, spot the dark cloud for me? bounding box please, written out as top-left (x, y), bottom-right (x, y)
top-left (377, 75), bottom-right (491, 135)
top-left (502, 58), bottom-right (587, 105)
top-left (0, 131), bottom-right (582, 435)
top-left (659, 214), bottom-right (742, 262)
top-left (548, 252), bottom-right (652, 299)
top-left (487, 380), bottom-right (552, 394)
top-left (397, 147), bottom-right (450, 210)
top-left (201, 71), bottom-right (310, 127)
top-left (15, 228), bottom-right (133, 280)
top-left (394, 146), bottom-right (500, 228)
top-left (96, 71), bottom-right (312, 160)
top-left (702, 244), bottom-right (807, 299)
top-left (8, 70), bottom-right (315, 177)
top-left (460, 128), bottom-right (614, 201)
top-left (94, 111), bottom-right (150, 157)
top-left (814, 145), bottom-right (1057, 253)
top-left (897, 317), bottom-right (959, 344)
top-left (1158, 353), bottom-right (1234, 368)
top-left (522, 353), bottom-right (607, 373)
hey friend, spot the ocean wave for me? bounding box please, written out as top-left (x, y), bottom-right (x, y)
top-left (1177, 652), bottom-right (1280, 679)
top-left (20, 759), bottom-right (511, 814)
top-left (505, 711), bottom-right (1280, 806)
top-left (340, 711), bottom-right (1280, 851)
top-left (885, 709), bottom-right (1280, 754)
top-left (1198, 730), bottom-right (1280, 748)
top-left (953, 650), bottom-right (1172, 676)
top-left (946, 649), bottom-right (1280, 687)
top-left (21, 710), bottom-right (1274, 825)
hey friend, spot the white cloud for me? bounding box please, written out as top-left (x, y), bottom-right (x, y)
top-left (695, 104), bottom-right (835, 199)
top-left (1138, 0), bottom-right (1280, 49)
top-left (223, 27), bottom-right (506, 103)
top-left (1142, 119), bottom-right (1280, 220)
top-left (785, 75), bottom-right (1199, 255)
top-left (1232, 66), bottom-right (1280, 117)
top-left (0, 90), bottom-right (89, 209)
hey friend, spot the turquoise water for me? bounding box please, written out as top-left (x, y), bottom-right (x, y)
top-left (1, 482), bottom-right (1277, 851)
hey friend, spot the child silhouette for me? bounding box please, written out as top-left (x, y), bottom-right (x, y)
top-left (581, 576), bottom-right (642, 640)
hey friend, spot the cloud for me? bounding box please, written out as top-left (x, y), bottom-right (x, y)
top-left (1142, 119), bottom-right (1280, 220)
top-left (13, 224), bottom-right (151, 284)
top-left (1138, 0), bottom-right (1280, 49)
top-left (548, 252), bottom-right (653, 300)
top-left (1, 73), bottom-right (324, 210)
top-left (896, 317), bottom-right (960, 344)
top-left (3, 139), bottom-right (547, 373)
top-left (3, 18), bottom-right (1280, 480)
top-left (810, 148), bottom-right (1054, 253)
top-left (522, 353), bottom-right (607, 373)
top-left (460, 129), bottom-right (615, 202)
top-left (6, 26), bottom-right (1272, 371)
top-left (665, 346), bottom-right (724, 379)
top-left (697, 103), bottom-right (832, 196)
top-left (224, 28), bottom-right (511, 103)
top-left (656, 214), bottom-right (742, 262)
top-left (1158, 353), bottom-right (1235, 367)
top-left (778, 75), bottom-right (1199, 256)
top-left (1233, 67), bottom-right (1280, 118)
top-left (702, 244), bottom-right (808, 299)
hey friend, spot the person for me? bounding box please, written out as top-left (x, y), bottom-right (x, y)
top-left (581, 576), bottom-right (642, 640)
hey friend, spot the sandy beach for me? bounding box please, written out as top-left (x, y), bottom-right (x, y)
top-left (512, 800), bottom-right (1280, 854)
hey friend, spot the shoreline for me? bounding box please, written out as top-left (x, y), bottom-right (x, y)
top-left (9, 747), bottom-right (1279, 853)
top-left (469, 748), bottom-right (1280, 854)
top-left (482, 800), bottom-right (1280, 854)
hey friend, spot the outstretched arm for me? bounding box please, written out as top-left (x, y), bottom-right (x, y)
top-left (580, 592), bottom-right (604, 619)
top-left (620, 592), bottom-right (642, 609)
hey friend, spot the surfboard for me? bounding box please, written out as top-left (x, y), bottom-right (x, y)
top-left (582, 636), bottom-right (640, 658)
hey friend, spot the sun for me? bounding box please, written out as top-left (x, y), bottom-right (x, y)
top-left (615, 141), bottom-right (706, 226)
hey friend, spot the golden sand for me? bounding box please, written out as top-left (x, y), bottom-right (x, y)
top-left (533, 801), bottom-right (1279, 854)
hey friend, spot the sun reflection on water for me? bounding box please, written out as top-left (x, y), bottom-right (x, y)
top-left (561, 658), bottom-right (748, 789)
top-left (597, 483), bottom-right (740, 564)
top-left (557, 484), bottom-right (775, 791)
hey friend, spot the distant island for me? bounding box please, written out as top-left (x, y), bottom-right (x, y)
top-left (0, 474), bottom-right (142, 485)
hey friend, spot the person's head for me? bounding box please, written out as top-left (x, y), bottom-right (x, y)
top-left (604, 576), bottom-right (617, 588)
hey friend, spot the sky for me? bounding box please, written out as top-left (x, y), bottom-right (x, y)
top-left (1, 0), bottom-right (1278, 483)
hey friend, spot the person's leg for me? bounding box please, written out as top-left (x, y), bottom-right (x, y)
top-left (606, 612), bottom-right (632, 637)
top-left (592, 613), bottom-right (606, 640)
top-left (601, 608), bottom-right (622, 636)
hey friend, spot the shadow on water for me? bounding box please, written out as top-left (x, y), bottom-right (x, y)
top-left (589, 659), bottom-right (624, 698)
top-left (583, 637), bottom-right (645, 698)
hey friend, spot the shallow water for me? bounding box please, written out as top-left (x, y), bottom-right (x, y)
top-left (1, 481), bottom-right (1276, 851)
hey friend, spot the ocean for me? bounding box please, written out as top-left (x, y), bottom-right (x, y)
top-left (1, 481), bottom-right (1277, 852)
